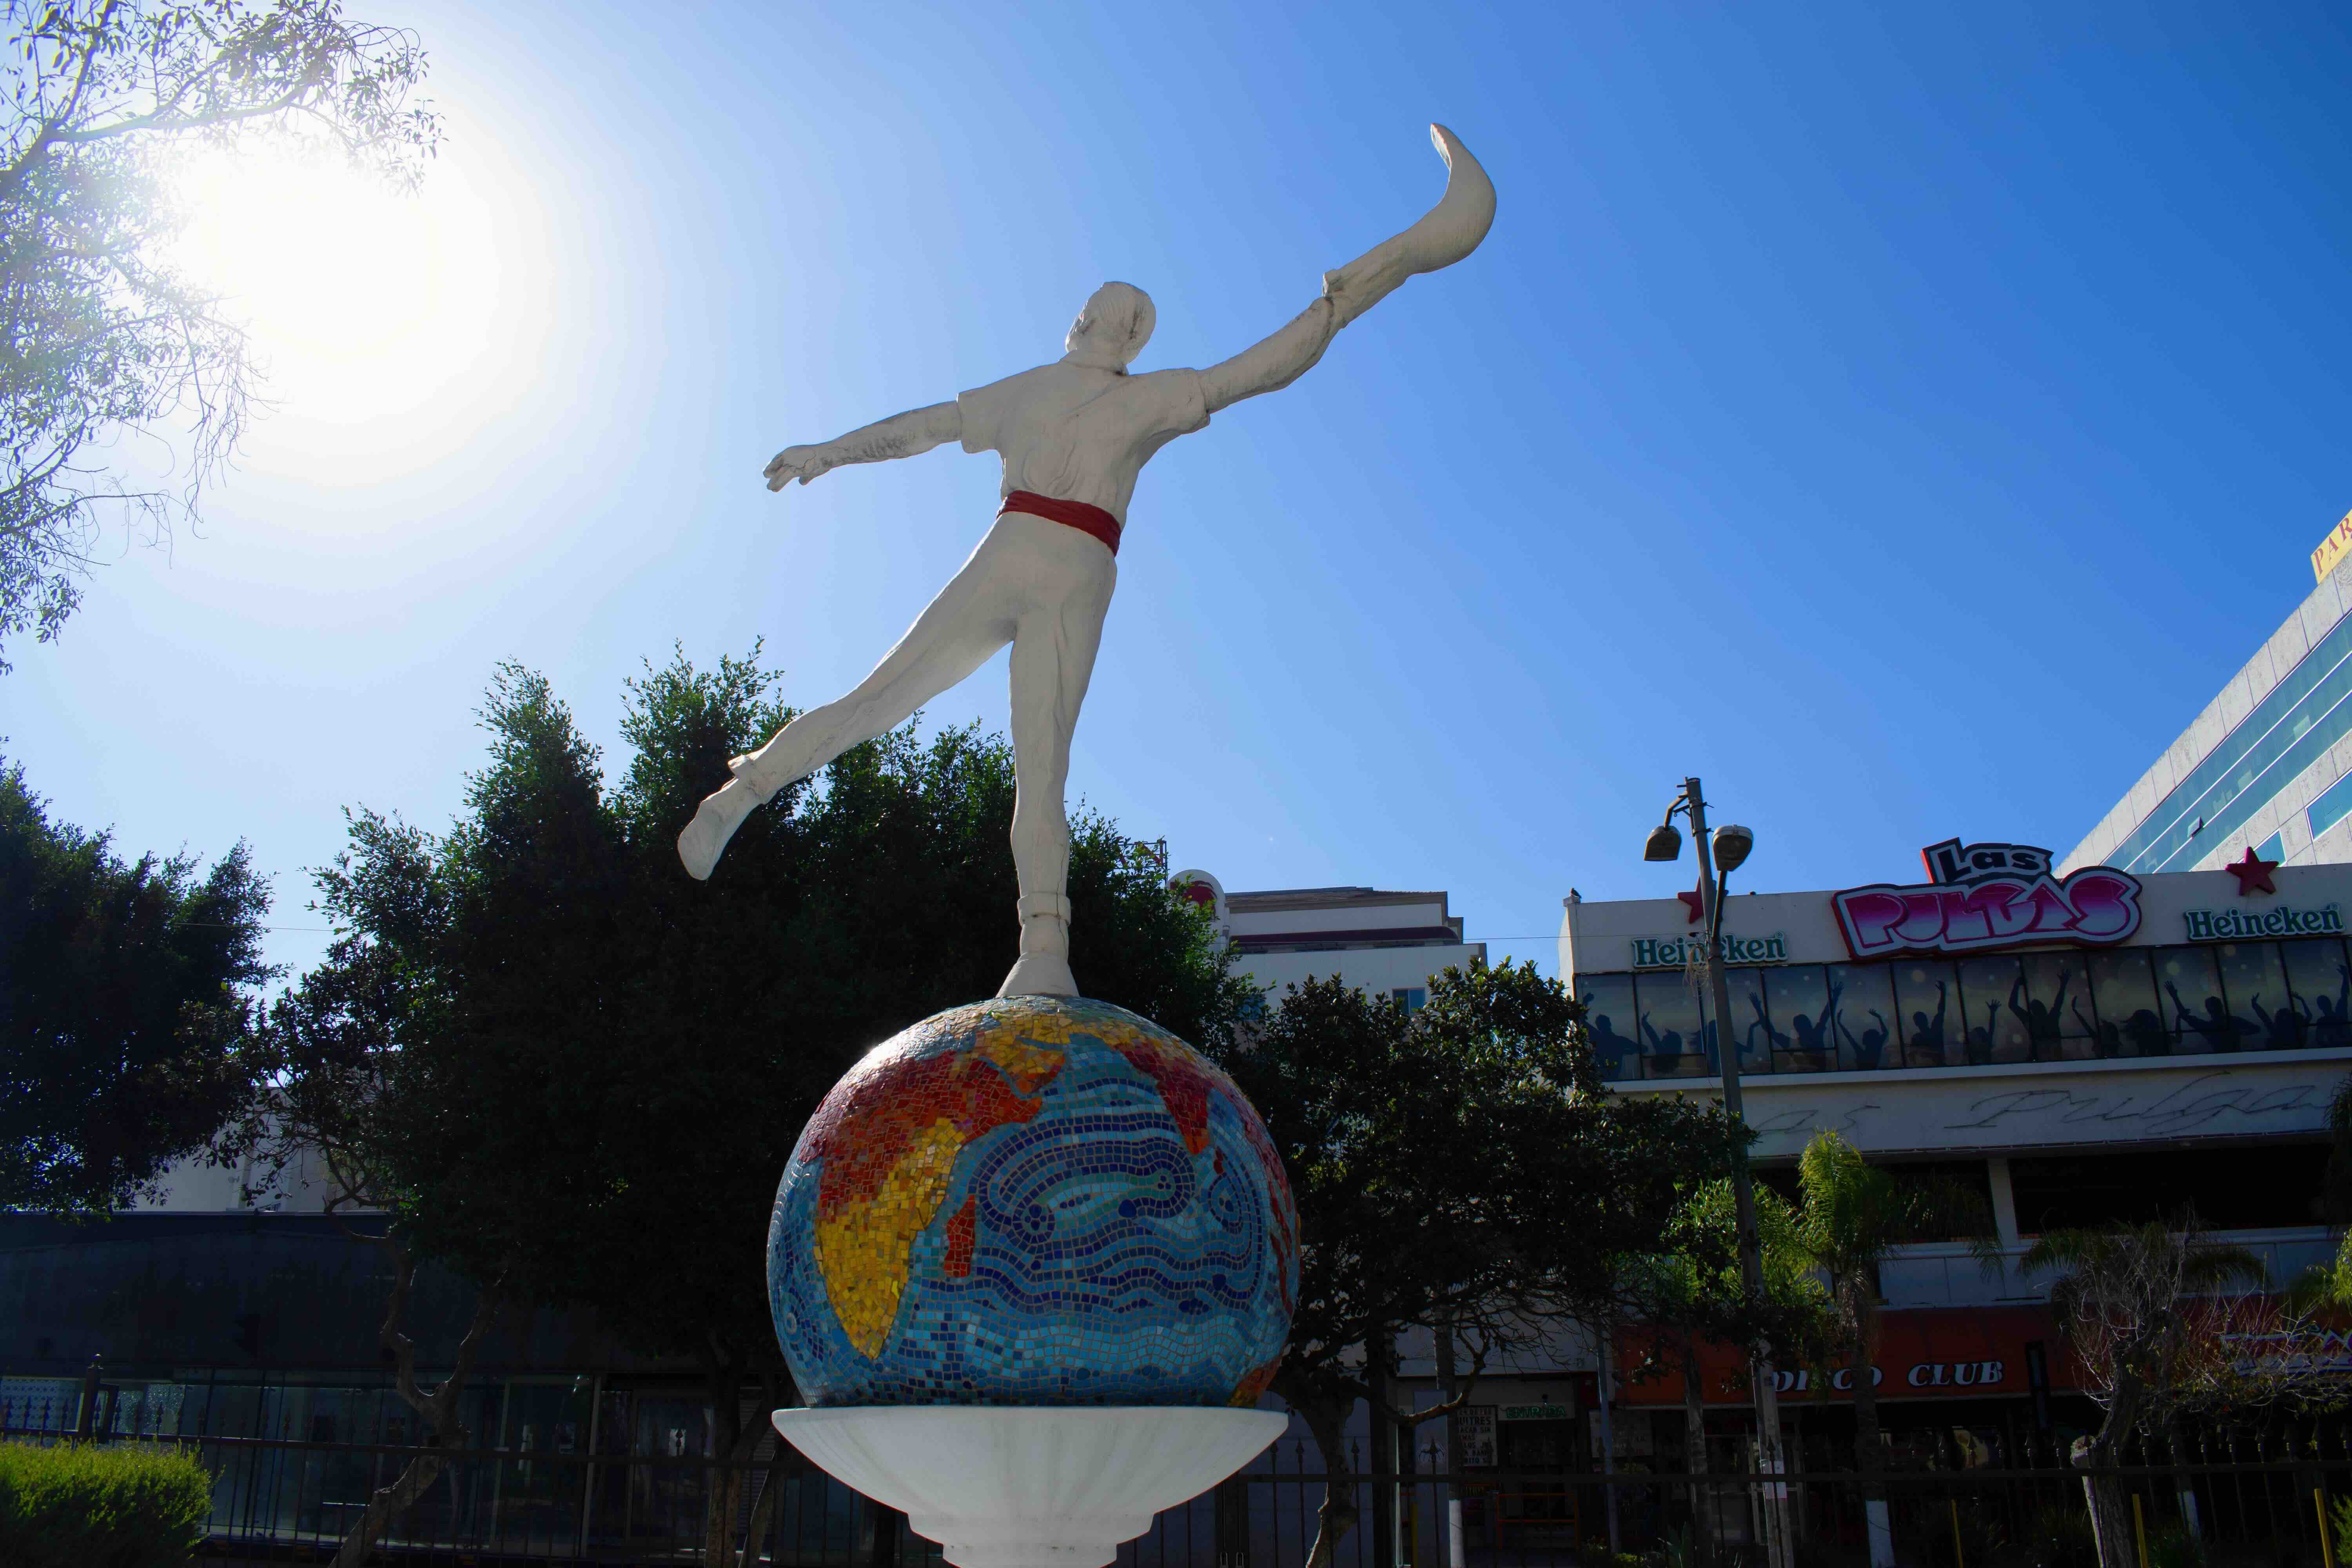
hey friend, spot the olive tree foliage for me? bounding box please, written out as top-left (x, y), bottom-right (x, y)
top-left (1, 0), bottom-right (438, 666)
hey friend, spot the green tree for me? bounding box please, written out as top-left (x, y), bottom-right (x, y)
top-left (1215, 962), bottom-right (1751, 1568)
top-left (2025, 1214), bottom-right (2265, 1568)
top-left (2, 0), bottom-right (438, 666)
top-left (0, 757), bottom-right (270, 1211)
top-left (286, 649), bottom-right (1254, 1568)
top-left (218, 929), bottom-right (508, 1568)
top-left (1795, 1132), bottom-right (1999, 1567)
top-left (1617, 1178), bottom-right (1834, 1523)
top-left (2317, 1074), bottom-right (2352, 1225)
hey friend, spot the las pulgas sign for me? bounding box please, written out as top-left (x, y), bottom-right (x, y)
top-left (1831, 838), bottom-right (2143, 961)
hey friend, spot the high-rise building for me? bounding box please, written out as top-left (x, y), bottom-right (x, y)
top-left (2066, 526), bottom-right (2352, 874)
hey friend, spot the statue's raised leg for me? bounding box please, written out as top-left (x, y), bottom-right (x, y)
top-left (677, 539), bottom-right (1014, 879)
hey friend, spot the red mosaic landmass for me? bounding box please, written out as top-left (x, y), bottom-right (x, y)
top-left (804, 1045), bottom-right (1053, 1223)
top-left (943, 1194), bottom-right (978, 1278)
top-left (1108, 1036), bottom-right (1216, 1154)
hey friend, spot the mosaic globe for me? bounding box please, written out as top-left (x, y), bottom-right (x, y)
top-left (767, 995), bottom-right (1297, 1406)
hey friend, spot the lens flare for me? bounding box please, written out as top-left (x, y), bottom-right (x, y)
top-left (163, 142), bottom-right (513, 429)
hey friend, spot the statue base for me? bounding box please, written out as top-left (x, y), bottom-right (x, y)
top-left (771, 1406), bottom-right (1286, 1568)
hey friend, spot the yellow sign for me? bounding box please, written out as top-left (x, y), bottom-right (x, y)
top-left (2314, 508), bottom-right (2352, 584)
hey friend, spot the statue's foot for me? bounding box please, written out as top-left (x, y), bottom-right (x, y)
top-left (677, 777), bottom-right (760, 880)
top-left (997, 954), bottom-right (1079, 998)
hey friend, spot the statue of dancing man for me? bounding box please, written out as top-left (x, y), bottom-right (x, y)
top-left (679, 125), bottom-right (1497, 999)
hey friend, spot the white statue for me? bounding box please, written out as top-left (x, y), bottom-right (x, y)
top-left (680, 125), bottom-right (1496, 999)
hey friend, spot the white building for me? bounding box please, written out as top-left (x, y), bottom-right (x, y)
top-left (1174, 872), bottom-right (1486, 1006)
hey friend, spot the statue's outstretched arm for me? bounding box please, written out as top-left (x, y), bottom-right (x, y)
top-left (765, 401), bottom-right (963, 492)
top-left (1200, 124), bottom-right (1496, 416)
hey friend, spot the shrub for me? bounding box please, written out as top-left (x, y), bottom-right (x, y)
top-left (2145, 1522), bottom-right (2205, 1568)
top-left (2021, 1499), bottom-right (2098, 1568)
top-left (0, 1441), bottom-right (212, 1568)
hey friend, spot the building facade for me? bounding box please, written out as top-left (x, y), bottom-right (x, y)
top-left (2068, 548), bottom-right (2352, 875)
top-left (1175, 872), bottom-right (1487, 1007)
top-left (1558, 840), bottom-right (2346, 1477)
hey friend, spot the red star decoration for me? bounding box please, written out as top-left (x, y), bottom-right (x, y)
top-left (2225, 846), bottom-right (2279, 897)
top-left (1677, 887), bottom-right (1706, 925)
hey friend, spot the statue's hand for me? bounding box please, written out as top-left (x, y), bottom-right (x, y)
top-left (763, 444), bottom-right (837, 492)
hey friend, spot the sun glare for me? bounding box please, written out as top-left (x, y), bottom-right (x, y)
top-left (167, 143), bottom-right (522, 432)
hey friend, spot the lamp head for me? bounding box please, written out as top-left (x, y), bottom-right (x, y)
top-left (1642, 823), bottom-right (1684, 862)
top-left (1712, 824), bottom-right (1755, 875)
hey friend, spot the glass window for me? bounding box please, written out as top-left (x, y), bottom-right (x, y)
top-left (1631, 969), bottom-right (1705, 1078)
top-left (2215, 942), bottom-right (2295, 1051)
top-left (1892, 960), bottom-right (1959, 1067)
top-left (2283, 937), bottom-right (2352, 1049)
top-left (1765, 965), bottom-right (1836, 1071)
top-left (2154, 946), bottom-right (2245, 1054)
top-left (1953, 955), bottom-right (2030, 1065)
top-left (2312, 770), bottom-right (2352, 841)
top-left (1577, 974), bottom-right (1639, 1081)
top-left (1716, 966), bottom-right (1772, 1075)
top-left (1825, 964), bottom-right (1896, 1070)
top-left (2017, 951), bottom-right (2094, 1060)
top-left (2086, 948), bottom-right (2166, 1056)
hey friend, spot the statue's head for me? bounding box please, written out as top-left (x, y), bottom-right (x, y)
top-left (1063, 281), bottom-right (1155, 372)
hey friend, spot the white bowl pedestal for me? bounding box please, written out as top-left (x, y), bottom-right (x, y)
top-left (771, 1406), bottom-right (1287, 1568)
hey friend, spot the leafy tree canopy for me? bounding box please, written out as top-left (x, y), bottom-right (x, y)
top-left (246, 649), bottom-right (1255, 1564)
top-left (1214, 960), bottom-right (1752, 1568)
top-left (1620, 1175), bottom-right (1838, 1381)
top-left (2, 0), bottom-right (439, 666)
top-left (0, 756), bottom-right (270, 1211)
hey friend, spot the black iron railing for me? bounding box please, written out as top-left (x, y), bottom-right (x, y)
top-left (11, 1407), bottom-right (2352, 1568)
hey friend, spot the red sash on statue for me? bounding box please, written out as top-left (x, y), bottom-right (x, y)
top-left (999, 490), bottom-right (1122, 557)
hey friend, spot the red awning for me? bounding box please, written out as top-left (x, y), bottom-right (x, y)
top-left (1615, 1307), bottom-right (2083, 1406)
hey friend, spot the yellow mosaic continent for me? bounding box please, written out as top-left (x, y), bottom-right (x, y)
top-left (814, 1117), bottom-right (966, 1357)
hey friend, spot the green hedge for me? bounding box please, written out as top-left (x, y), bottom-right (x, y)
top-left (0, 1441), bottom-right (212, 1568)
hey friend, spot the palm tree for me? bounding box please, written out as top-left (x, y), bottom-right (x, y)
top-left (2023, 1212), bottom-right (2263, 1568)
top-left (1795, 1132), bottom-right (2000, 1568)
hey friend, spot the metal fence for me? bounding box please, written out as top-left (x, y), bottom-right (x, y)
top-left (11, 1406), bottom-right (2352, 1568)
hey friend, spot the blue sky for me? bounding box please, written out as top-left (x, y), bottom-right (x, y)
top-left (9, 0), bottom-right (2352, 983)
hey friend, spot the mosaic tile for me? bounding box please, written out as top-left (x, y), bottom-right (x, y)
top-left (767, 996), bottom-right (1296, 1407)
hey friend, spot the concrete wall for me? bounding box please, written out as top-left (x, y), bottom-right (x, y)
top-left (1236, 940), bottom-right (1489, 999)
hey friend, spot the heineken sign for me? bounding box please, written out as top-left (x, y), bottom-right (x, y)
top-left (2182, 905), bottom-right (2344, 942)
top-left (1632, 932), bottom-right (1789, 969)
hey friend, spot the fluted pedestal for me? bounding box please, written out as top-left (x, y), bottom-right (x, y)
top-left (771, 1406), bottom-right (1285, 1568)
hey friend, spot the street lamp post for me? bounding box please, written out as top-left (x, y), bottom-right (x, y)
top-left (1644, 776), bottom-right (1792, 1568)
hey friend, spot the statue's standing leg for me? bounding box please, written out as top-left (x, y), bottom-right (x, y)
top-left (996, 536), bottom-right (1117, 999)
